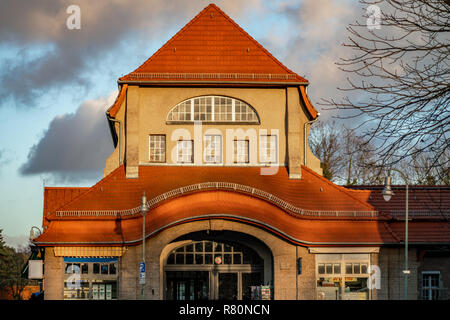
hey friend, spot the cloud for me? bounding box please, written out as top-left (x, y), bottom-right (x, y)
top-left (0, 0), bottom-right (266, 106)
top-left (20, 91), bottom-right (117, 183)
top-left (267, 0), bottom-right (360, 120)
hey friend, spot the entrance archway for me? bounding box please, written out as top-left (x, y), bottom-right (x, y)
top-left (162, 230), bottom-right (273, 300)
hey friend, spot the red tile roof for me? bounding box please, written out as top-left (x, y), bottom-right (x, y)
top-left (34, 165), bottom-right (450, 246)
top-left (119, 4), bottom-right (307, 84)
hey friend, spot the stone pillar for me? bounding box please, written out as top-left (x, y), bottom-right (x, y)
top-left (286, 87), bottom-right (303, 179)
top-left (125, 85), bottom-right (140, 179)
top-left (44, 247), bottom-right (64, 300)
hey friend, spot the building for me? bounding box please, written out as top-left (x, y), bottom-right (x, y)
top-left (32, 4), bottom-right (450, 300)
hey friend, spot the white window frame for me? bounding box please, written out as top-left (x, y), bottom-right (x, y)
top-left (204, 135), bottom-right (222, 164)
top-left (422, 271), bottom-right (441, 300)
top-left (233, 139), bottom-right (249, 164)
top-left (259, 134), bottom-right (277, 164)
top-left (177, 140), bottom-right (194, 164)
top-left (149, 135), bottom-right (166, 163)
top-left (166, 96), bottom-right (259, 124)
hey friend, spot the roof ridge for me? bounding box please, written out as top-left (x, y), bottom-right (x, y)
top-left (121, 4), bottom-right (307, 82)
top-left (301, 165), bottom-right (376, 211)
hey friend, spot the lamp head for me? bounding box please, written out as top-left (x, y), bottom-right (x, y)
top-left (140, 191), bottom-right (150, 214)
top-left (382, 176), bottom-right (394, 201)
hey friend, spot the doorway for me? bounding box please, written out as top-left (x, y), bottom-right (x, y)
top-left (164, 239), bottom-right (265, 300)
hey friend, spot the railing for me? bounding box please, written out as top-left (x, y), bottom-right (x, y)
top-left (54, 182), bottom-right (379, 219)
top-left (126, 72), bottom-right (299, 81)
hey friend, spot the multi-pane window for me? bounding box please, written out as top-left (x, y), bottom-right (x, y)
top-left (233, 140), bottom-right (249, 163)
top-left (168, 100), bottom-right (191, 121)
top-left (63, 258), bottom-right (118, 300)
top-left (194, 97), bottom-right (213, 121)
top-left (167, 96), bottom-right (259, 123)
top-left (166, 241), bottom-right (263, 266)
top-left (204, 135), bottom-right (222, 163)
top-left (214, 97), bottom-right (232, 121)
top-left (149, 135), bottom-right (166, 162)
top-left (422, 272), bottom-right (440, 300)
top-left (177, 140), bottom-right (193, 163)
top-left (260, 135), bottom-right (277, 163)
top-left (235, 100), bottom-right (258, 122)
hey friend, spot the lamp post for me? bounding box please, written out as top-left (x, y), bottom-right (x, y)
top-left (382, 169), bottom-right (409, 300)
top-left (140, 191), bottom-right (150, 300)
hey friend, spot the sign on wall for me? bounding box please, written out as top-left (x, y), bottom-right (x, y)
top-left (28, 260), bottom-right (43, 279)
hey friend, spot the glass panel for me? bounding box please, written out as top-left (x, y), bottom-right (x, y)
top-left (214, 243), bottom-right (223, 252)
top-left (317, 278), bottom-right (342, 300)
top-left (318, 264), bottom-right (325, 274)
top-left (195, 254), bottom-right (203, 265)
top-left (81, 263), bottom-right (88, 274)
top-left (186, 254), bottom-right (194, 264)
top-left (176, 254), bottom-right (184, 264)
top-left (233, 253), bottom-right (242, 264)
top-left (109, 263), bottom-right (116, 275)
top-left (344, 278), bottom-right (368, 300)
top-left (353, 264), bottom-right (361, 274)
top-left (326, 264), bottom-right (333, 274)
top-left (167, 254), bottom-right (175, 264)
top-left (204, 242), bottom-right (212, 252)
top-left (205, 254), bottom-right (212, 264)
top-left (334, 264), bottom-right (341, 274)
top-left (93, 263), bottom-right (100, 274)
top-left (101, 264), bottom-right (108, 275)
top-left (361, 264), bottom-right (368, 274)
top-left (195, 242), bottom-right (203, 252)
top-left (346, 264), bottom-right (353, 274)
top-left (224, 244), bottom-right (232, 252)
top-left (185, 244), bottom-right (193, 252)
top-left (219, 273), bottom-right (238, 300)
top-left (224, 254), bottom-right (232, 264)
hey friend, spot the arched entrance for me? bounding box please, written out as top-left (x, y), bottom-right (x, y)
top-left (162, 230), bottom-right (273, 300)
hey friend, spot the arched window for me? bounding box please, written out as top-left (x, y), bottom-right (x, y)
top-left (166, 96), bottom-right (260, 124)
top-left (166, 240), bottom-right (263, 265)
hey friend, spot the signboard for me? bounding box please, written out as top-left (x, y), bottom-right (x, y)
top-left (139, 262), bottom-right (146, 284)
top-left (214, 256), bottom-right (222, 264)
top-left (261, 286), bottom-right (271, 300)
top-left (28, 260), bottom-right (43, 279)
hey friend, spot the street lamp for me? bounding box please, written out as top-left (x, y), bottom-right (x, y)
top-left (382, 169), bottom-right (409, 300)
top-left (140, 191), bottom-right (150, 300)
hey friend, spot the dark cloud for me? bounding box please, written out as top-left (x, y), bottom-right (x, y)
top-left (20, 92), bottom-right (117, 183)
top-left (0, 0), bottom-right (265, 106)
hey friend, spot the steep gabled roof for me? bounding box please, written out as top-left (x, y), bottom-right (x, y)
top-left (119, 4), bottom-right (308, 84)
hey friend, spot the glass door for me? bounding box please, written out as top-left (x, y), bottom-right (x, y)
top-left (218, 273), bottom-right (238, 300)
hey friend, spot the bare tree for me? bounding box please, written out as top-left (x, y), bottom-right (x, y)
top-left (322, 0), bottom-right (449, 175)
top-left (309, 120), bottom-right (383, 185)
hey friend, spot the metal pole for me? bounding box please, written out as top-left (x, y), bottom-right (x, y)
top-left (404, 183), bottom-right (409, 300)
top-left (142, 212), bottom-right (145, 300)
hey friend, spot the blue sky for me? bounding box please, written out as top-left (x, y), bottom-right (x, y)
top-left (0, 0), bottom-right (362, 246)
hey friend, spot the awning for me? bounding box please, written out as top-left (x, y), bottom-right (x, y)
top-left (54, 246), bottom-right (126, 257)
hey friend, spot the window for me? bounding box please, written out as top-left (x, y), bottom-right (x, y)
top-left (422, 272), bottom-right (440, 300)
top-left (316, 254), bottom-right (370, 300)
top-left (166, 241), bottom-right (262, 266)
top-left (260, 135), bottom-right (277, 163)
top-left (204, 135), bottom-right (222, 163)
top-left (167, 96), bottom-right (260, 124)
top-left (177, 140), bottom-right (193, 163)
top-left (149, 135), bottom-right (166, 162)
top-left (233, 140), bottom-right (249, 163)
